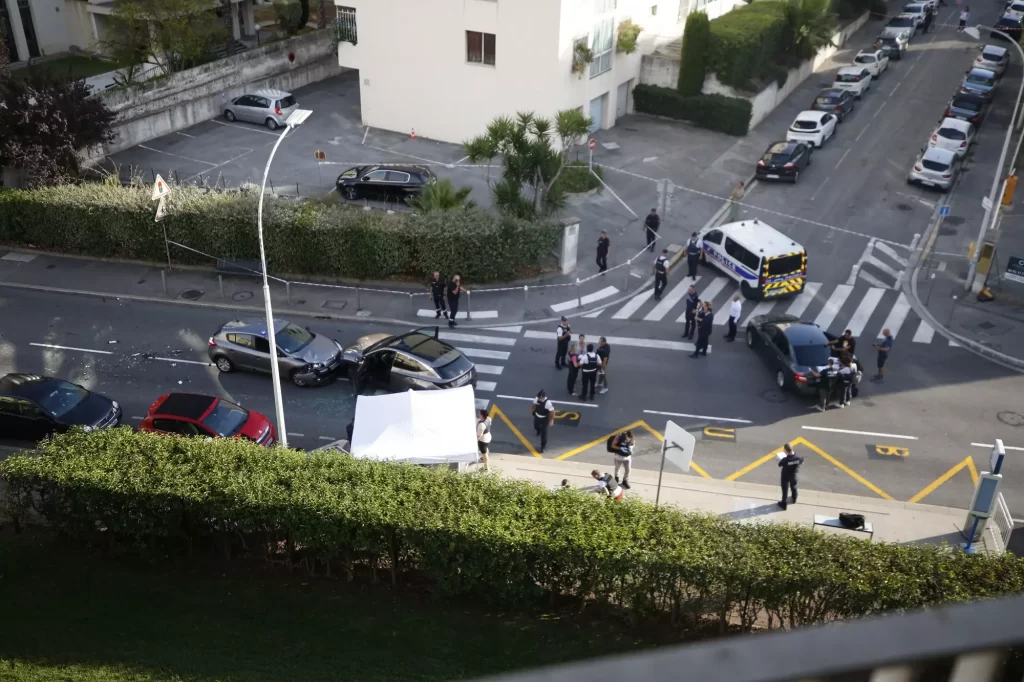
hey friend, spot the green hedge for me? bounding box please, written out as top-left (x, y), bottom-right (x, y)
top-left (633, 85), bottom-right (752, 136)
top-left (678, 12), bottom-right (711, 96)
top-left (0, 184), bottom-right (559, 282)
top-left (708, 0), bottom-right (789, 88)
top-left (4, 429), bottom-right (1024, 633)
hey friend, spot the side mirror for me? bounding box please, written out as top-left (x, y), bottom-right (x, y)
top-left (361, 176), bottom-right (371, 182)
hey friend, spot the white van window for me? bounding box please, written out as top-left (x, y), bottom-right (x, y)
top-left (725, 237), bottom-right (760, 272)
top-left (703, 229), bottom-right (723, 245)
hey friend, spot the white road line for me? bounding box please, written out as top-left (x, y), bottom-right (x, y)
top-left (948, 339), bottom-right (960, 347)
top-left (741, 300), bottom-right (776, 328)
top-left (863, 254), bottom-right (904, 281)
top-left (644, 280), bottom-right (691, 321)
top-left (812, 284), bottom-right (853, 330)
top-left (474, 364), bottom-right (503, 375)
top-left (802, 425), bottom-right (918, 440)
top-left (855, 125), bottom-right (870, 143)
top-left (454, 155), bottom-right (470, 164)
top-left (848, 239), bottom-right (875, 286)
top-left (475, 380), bottom-right (497, 392)
top-left (844, 288), bottom-right (885, 336)
top-left (643, 409), bottom-right (753, 424)
top-left (679, 277), bottom-right (728, 323)
top-left (786, 282), bottom-right (822, 317)
top-left (582, 309), bottom-right (604, 318)
top-left (858, 269), bottom-right (893, 289)
top-left (151, 356), bottom-right (213, 366)
top-left (182, 149), bottom-right (255, 183)
top-left (365, 144), bottom-right (442, 166)
top-left (875, 242), bottom-right (909, 267)
top-left (211, 119), bottom-right (280, 137)
top-left (550, 286), bottom-right (620, 313)
top-left (417, 309), bottom-right (500, 320)
top-left (475, 398), bottom-right (490, 411)
top-left (136, 144), bottom-right (218, 166)
top-left (439, 332), bottom-right (516, 347)
top-left (971, 443), bottom-right (1024, 452)
top-left (890, 80), bottom-right (902, 97)
top-left (29, 342), bottom-right (113, 355)
top-left (523, 330), bottom-right (702, 353)
top-left (912, 320), bottom-right (935, 344)
top-left (871, 101), bottom-right (887, 119)
top-left (175, 131), bottom-right (197, 138)
top-left (361, 127), bottom-right (369, 144)
top-left (130, 416), bottom-right (144, 421)
top-left (459, 347), bottom-right (510, 360)
top-left (835, 148), bottom-right (852, 169)
top-left (318, 436), bottom-right (335, 441)
top-left (879, 293), bottom-right (912, 339)
top-left (612, 288), bottom-right (657, 320)
top-left (483, 325), bottom-right (522, 333)
top-left (810, 176), bottom-right (831, 202)
top-left (496, 394), bottom-right (599, 408)
top-left (288, 432), bottom-right (305, 437)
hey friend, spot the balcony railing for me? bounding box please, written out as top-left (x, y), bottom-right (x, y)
top-left (477, 593), bottom-right (1024, 682)
top-left (334, 11), bottom-right (357, 46)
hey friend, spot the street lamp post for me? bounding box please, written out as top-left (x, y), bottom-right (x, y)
top-left (963, 26), bottom-right (1024, 291)
top-left (258, 108), bottom-right (313, 449)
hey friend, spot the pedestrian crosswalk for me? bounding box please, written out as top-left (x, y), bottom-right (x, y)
top-left (579, 276), bottom-right (958, 346)
top-left (438, 328), bottom-right (519, 409)
top-left (849, 239), bottom-right (908, 290)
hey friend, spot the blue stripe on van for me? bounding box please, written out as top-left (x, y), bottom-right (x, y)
top-left (703, 244), bottom-right (757, 281)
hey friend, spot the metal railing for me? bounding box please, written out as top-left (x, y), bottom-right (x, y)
top-left (477, 594), bottom-right (1024, 682)
top-left (989, 493), bottom-right (1014, 553)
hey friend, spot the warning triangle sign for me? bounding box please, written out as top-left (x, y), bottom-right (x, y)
top-left (152, 174), bottom-right (171, 201)
top-left (155, 196), bottom-right (168, 222)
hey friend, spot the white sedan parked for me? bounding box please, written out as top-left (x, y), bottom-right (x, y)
top-left (833, 66), bottom-right (872, 98)
top-left (853, 49), bottom-right (890, 78)
top-left (786, 110), bottom-right (838, 148)
top-left (928, 117), bottom-right (975, 158)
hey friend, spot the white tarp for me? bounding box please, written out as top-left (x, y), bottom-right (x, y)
top-left (350, 386), bottom-right (479, 465)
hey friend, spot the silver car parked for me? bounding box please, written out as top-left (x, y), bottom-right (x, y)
top-left (907, 147), bottom-right (961, 192)
top-left (208, 319), bottom-right (345, 387)
top-left (223, 89), bottom-right (298, 130)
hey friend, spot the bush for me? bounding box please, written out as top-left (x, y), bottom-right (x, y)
top-left (4, 429), bottom-right (1024, 633)
top-left (633, 84), bottom-right (753, 136)
top-left (273, 0), bottom-right (303, 35)
top-left (550, 161), bottom-right (603, 195)
top-left (0, 184), bottom-right (559, 282)
top-left (678, 12), bottom-right (711, 96)
top-left (708, 0), bottom-right (790, 87)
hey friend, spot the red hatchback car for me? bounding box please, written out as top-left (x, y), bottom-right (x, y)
top-left (139, 392), bottom-right (276, 446)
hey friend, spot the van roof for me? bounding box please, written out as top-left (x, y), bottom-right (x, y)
top-left (708, 219), bottom-right (804, 259)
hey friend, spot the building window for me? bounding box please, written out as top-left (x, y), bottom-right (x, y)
top-left (594, 0), bottom-right (617, 13)
top-left (466, 30), bottom-right (496, 65)
top-left (651, 4), bottom-right (658, 15)
top-left (590, 18), bottom-right (613, 77)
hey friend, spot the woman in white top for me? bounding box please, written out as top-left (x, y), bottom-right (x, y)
top-left (476, 408), bottom-right (492, 471)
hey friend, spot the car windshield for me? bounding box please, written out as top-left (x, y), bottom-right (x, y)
top-left (792, 120), bottom-right (819, 130)
top-left (938, 126), bottom-right (966, 140)
top-left (967, 73), bottom-right (995, 86)
top-left (836, 73), bottom-right (861, 83)
top-left (793, 344), bottom-right (831, 368)
top-left (201, 401), bottom-right (249, 437)
top-left (855, 55), bottom-right (875, 63)
top-left (953, 97), bottom-right (982, 112)
top-left (996, 18), bottom-right (1021, 27)
top-left (435, 351), bottom-right (474, 380)
top-left (276, 323), bottom-right (314, 354)
top-left (35, 381), bottom-right (88, 418)
top-left (889, 17), bottom-right (914, 26)
top-left (922, 158), bottom-right (950, 172)
top-left (982, 50), bottom-right (1004, 61)
top-left (816, 96), bottom-right (839, 106)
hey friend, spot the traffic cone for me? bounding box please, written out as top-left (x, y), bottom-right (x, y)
top-left (410, 128), bottom-right (417, 141)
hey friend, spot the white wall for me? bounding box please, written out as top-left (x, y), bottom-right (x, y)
top-left (29, 0), bottom-right (71, 55)
top-left (62, 0), bottom-right (97, 51)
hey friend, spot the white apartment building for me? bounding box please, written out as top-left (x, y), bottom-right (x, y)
top-left (1, 0), bottom-right (85, 62)
top-left (335, 0), bottom-right (741, 145)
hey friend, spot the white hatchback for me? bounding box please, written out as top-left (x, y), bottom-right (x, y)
top-left (833, 66), bottom-right (872, 98)
top-left (786, 110), bottom-right (838, 148)
top-left (928, 117), bottom-right (975, 157)
top-left (853, 49), bottom-right (889, 78)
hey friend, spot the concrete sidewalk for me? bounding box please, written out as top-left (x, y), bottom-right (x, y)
top-left (489, 453), bottom-right (1000, 552)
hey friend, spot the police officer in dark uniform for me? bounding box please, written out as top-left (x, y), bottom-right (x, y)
top-left (579, 343), bottom-right (600, 401)
top-left (555, 316), bottom-right (571, 369)
top-left (682, 285), bottom-right (699, 340)
top-left (690, 302), bottom-right (713, 358)
top-left (446, 275), bottom-right (466, 328)
top-left (596, 231), bottom-right (610, 273)
top-left (810, 357), bottom-right (839, 411)
top-left (653, 248), bottom-right (670, 301)
top-left (531, 390), bottom-right (555, 453)
top-left (777, 443), bottom-right (805, 510)
top-left (922, 4), bottom-right (934, 32)
top-left (685, 232), bottom-right (702, 280)
top-left (644, 208), bottom-right (660, 252)
top-left (429, 271), bottom-right (447, 319)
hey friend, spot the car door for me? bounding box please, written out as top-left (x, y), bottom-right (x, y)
top-left (771, 330), bottom-right (795, 376)
top-left (251, 96), bottom-right (272, 124)
top-left (360, 169), bottom-right (390, 199)
top-left (791, 143), bottom-right (809, 170)
top-left (235, 95), bottom-right (258, 122)
top-left (752, 323), bottom-right (776, 359)
top-left (16, 398), bottom-right (57, 440)
top-left (0, 396), bottom-right (28, 439)
top-left (363, 349), bottom-right (395, 389)
top-left (224, 333), bottom-right (257, 371)
top-left (249, 335), bottom-right (274, 373)
top-left (386, 170), bottom-right (412, 201)
top-left (820, 113), bottom-right (835, 139)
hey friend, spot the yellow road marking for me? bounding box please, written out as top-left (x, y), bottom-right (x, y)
top-left (799, 437), bottom-right (894, 500)
top-left (554, 420), bottom-right (646, 461)
top-left (875, 445), bottom-right (910, 457)
top-left (490, 404), bottom-right (541, 458)
top-left (909, 456), bottom-right (980, 504)
top-left (725, 449), bottom-right (783, 481)
top-left (703, 426), bottom-right (736, 440)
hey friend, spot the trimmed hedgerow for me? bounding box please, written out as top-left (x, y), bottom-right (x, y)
top-left (707, 0), bottom-right (790, 88)
top-left (633, 85), bottom-right (753, 136)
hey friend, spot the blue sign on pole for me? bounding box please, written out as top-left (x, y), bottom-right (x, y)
top-left (939, 205), bottom-right (951, 216)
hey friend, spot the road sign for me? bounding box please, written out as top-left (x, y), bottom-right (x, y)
top-left (588, 138), bottom-right (596, 150)
top-left (151, 174), bottom-right (170, 201)
top-left (939, 205), bottom-right (950, 217)
top-left (656, 420), bottom-right (696, 506)
top-left (314, 149), bottom-right (326, 161)
top-left (982, 196), bottom-right (993, 211)
top-left (154, 197), bottom-right (168, 223)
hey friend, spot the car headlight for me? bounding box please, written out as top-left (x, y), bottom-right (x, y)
top-left (112, 401), bottom-right (120, 410)
top-left (83, 425), bottom-right (94, 433)
top-left (312, 362), bottom-right (325, 370)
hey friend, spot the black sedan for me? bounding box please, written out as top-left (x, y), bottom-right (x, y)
top-left (342, 326), bottom-right (477, 394)
top-left (756, 141), bottom-right (812, 183)
top-left (991, 14), bottom-right (1023, 42)
top-left (745, 315), bottom-right (861, 394)
top-left (876, 35), bottom-right (905, 61)
top-left (946, 92), bottom-right (989, 127)
top-left (0, 373), bottom-right (121, 441)
top-left (336, 164), bottom-right (436, 203)
top-left (810, 88), bottom-right (855, 122)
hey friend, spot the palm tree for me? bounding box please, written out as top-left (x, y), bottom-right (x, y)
top-left (786, 0), bottom-right (838, 60)
top-left (407, 179), bottom-right (475, 213)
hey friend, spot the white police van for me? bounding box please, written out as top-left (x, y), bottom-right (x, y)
top-left (697, 219), bottom-right (807, 300)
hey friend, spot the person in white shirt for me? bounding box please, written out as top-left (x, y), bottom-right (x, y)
top-left (476, 408), bottom-right (492, 470)
top-left (725, 294), bottom-right (742, 342)
top-left (958, 6), bottom-right (969, 31)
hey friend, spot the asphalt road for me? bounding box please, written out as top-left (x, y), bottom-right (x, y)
top-left (1, 288), bottom-right (1022, 517)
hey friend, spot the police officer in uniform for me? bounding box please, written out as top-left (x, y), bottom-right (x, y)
top-left (644, 208), bottom-right (660, 252)
top-left (596, 231), bottom-right (610, 273)
top-left (685, 232), bottom-right (702, 280)
top-left (446, 275), bottom-right (466, 328)
top-left (579, 343), bottom-right (599, 401)
top-left (555, 316), bottom-right (571, 369)
top-left (429, 271), bottom-right (447, 319)
top-left (810, 357), bottom-right (839, 411)
top-left (777, 443), bottom-right (805, 510)
top-left (682, 285), bottom-right (699, 340)
top-left (531, 389), bottom-right (555, 453)
top-left (653, 248), bottom-right (670, 301)
top-left (690, 302), bottom-right (713, 358)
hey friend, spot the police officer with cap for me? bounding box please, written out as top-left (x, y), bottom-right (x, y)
top-left (555, 316), bottom-right (571, 369)
top-left (653, 248), bottom-right (670, 301)
top-left (429, 271), bottom-right (447, 319)
top-left (531, 389), bottom-right (555, 453)
top-left (777, 443), bottom-right (805, 510)
top-left (682, 284), bottom-right (699, 340)
top-left (685, 232), bottom-right (702, 280)
top-left (579, 343), bottom-right (600, 401)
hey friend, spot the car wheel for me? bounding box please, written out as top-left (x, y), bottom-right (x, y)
top-left (290, 370), bottom-right (309, 387)
top-left (746, 328), bottom-right (755, 348)
top-left (342, 186), bottom-right (359, 201)
top-left (740, 281), bottom-right (758, 300)
top-left (214, 356), bottom-right (234, 373)
top-left (224, 110), bottom-right (236, 122)
top-left (265, 118), bottom-right (279, 131)
top-left (775, 370), bottom-right (787, 390)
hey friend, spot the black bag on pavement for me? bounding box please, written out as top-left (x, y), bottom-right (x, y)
top-left (839, 513), bottom-right (866, 530)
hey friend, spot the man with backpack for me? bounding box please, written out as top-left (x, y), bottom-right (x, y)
top-left (476, 408), bottom-right (492, 470)
top-left (606, 430), bottom-right (634, 489)
top-left (590, 469), bottom-right (624, 500)
top-left (579, 343), bottom-right (600, 401)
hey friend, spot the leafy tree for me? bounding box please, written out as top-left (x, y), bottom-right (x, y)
top-left (0, 17), bottom-right (10, 82)
top-left (407, 179), bottom-right (475, 213)
top-left (785, 0), bottom-right (838, 60)
top-left (316, 0), bottom-right (327, 28)
top-left (463, 109), bottom-right (591, 218)
top-left (101, 12), bottom-right (153, 86)
top-left (274, 0), bottom-right (304, 35)
top-left (0, 70), bottom-right (117, 188)
top-left (107, 0), bottom-right (227, 75)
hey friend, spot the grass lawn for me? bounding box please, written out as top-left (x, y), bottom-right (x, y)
top-left (15, 55), bottom-right (125, 82)
top-left (0, 531), bottom-right (664, 682)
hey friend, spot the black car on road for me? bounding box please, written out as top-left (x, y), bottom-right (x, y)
top-left (745, 315), bottom-right (861, 394)
top-left (991, 14), bottom-right (1024, 42)
top-left (342, 326), bottom-right (477, 394)
top-left (336, 164), bottom-right (436, 203)
top-left (756, 141), bottom-right (812, 183)
top-left (0, 373), bottom-right (121, 441)
top-left (810, 88), bottom-right (855, 121)
top-left (946, 92), bottom-right (989, 127)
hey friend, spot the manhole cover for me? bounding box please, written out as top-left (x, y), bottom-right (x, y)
top-left (896, 203), bottom-right (912, 211)
top-left (978, 321), bottom-right (996, 330)
top-left (762, 389), bottom-right (788, 403)
top-left (178, 289), bottom-right (204, 301)
top-left (998, 411), bottom-right (1024, 427)
top-left (323, 300), bottom-right (348, 310)
top-left (938, 225), bottom-right (957, 236)
top-left (232, 291), bottom-right (253, 302)
top-left (945, 216), bottom-right (965, 226)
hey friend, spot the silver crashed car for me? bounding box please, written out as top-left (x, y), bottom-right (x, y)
top-left (208, 318), bottom-right (345, 387)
